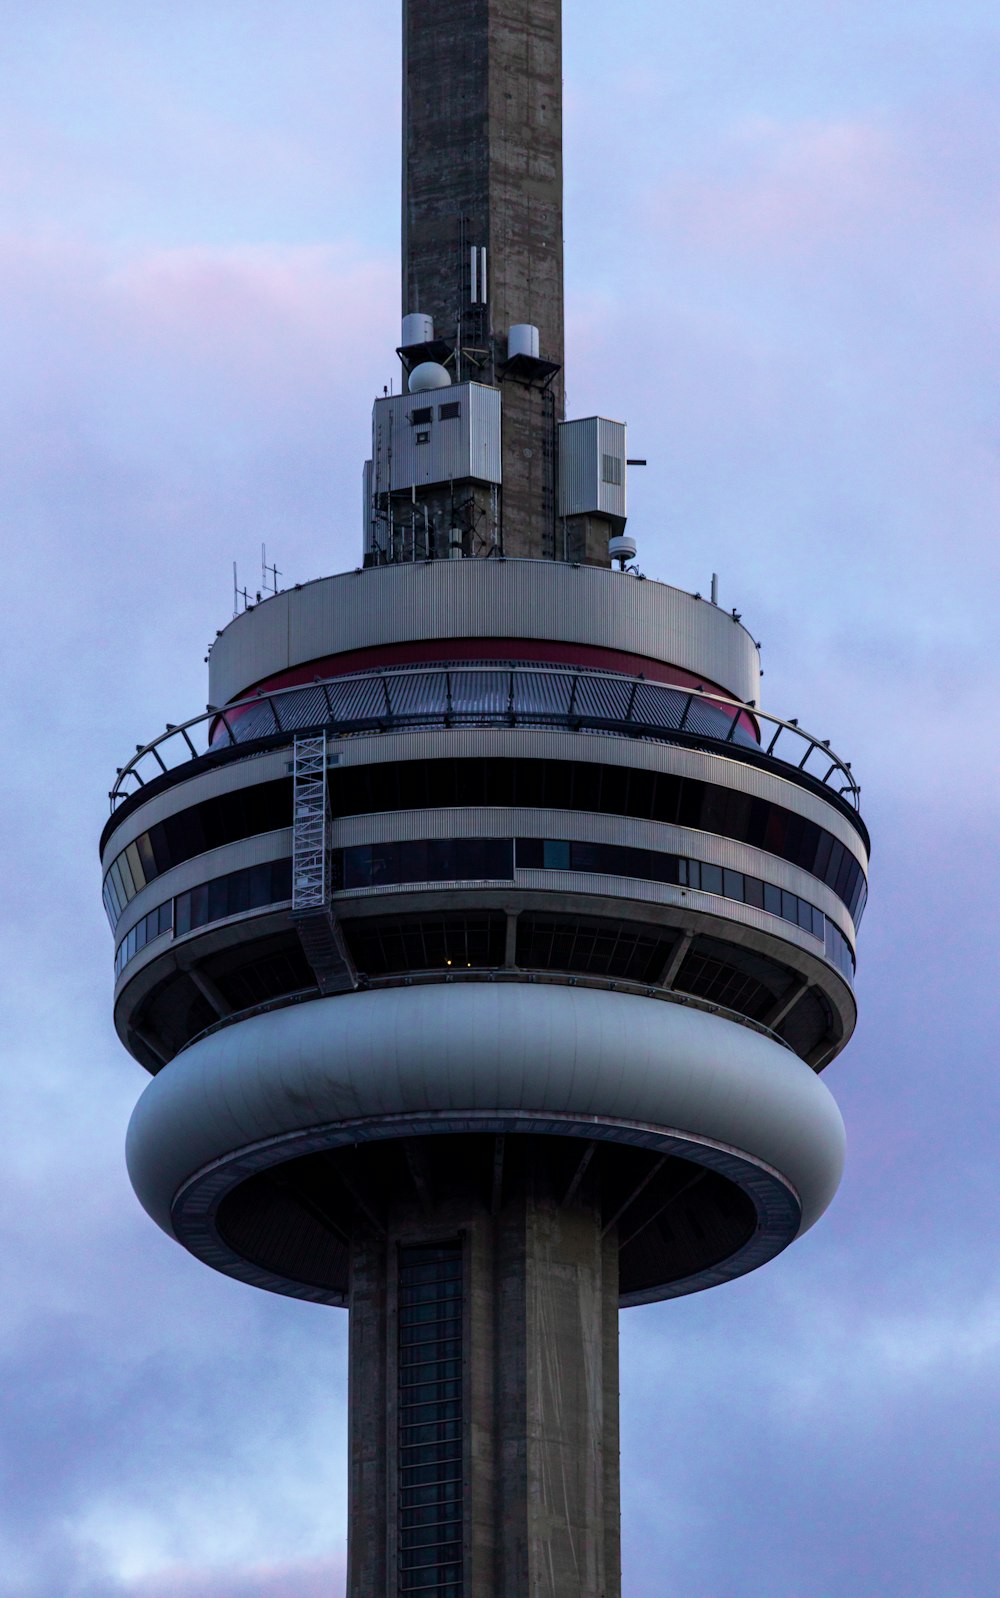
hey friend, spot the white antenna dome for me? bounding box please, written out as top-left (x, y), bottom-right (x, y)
top-left (408, 361), bottom-right (452, 393)
top-left (608, 533), bottom-right (637, 569)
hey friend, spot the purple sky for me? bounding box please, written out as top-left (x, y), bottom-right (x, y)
top-left (3, 1), bottom-right (999, 1593)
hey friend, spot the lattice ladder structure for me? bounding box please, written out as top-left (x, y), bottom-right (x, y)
top-left (290, 733), bottom-right (357, 995)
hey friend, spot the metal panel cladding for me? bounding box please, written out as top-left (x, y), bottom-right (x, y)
top-left (371, 382), bottom-right (502, 494)
top-left (557, 416), bottom-right (628, 520)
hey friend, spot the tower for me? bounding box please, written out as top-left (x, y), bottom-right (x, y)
top-left (102, 1), bottom-right (868, 1594)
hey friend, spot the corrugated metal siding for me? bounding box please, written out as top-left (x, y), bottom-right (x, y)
top-left (208, 562), bottom-right (761, 709)
top-left (557, 417), bottom-right (627, 519)
top-left (596, 417), bottom-right (627, 520)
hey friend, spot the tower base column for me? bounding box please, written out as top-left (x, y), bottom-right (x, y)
top-left (347, 1148), bottom-right (621, 1598)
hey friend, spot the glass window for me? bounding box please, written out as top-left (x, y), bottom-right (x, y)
top-left (410, 407), bottom-right (433, 425)
top-left (125, 841), bottom-right (147, 893)
top-left (135, 832), bottom-right (157, 883)
top-left (343, 845), bottom-right (372, 889)
top-left (743, 875), bottom-right (764, 910)
top-left (700, 863), bottom-right (723, 896)
top-left (763, 883), bottom-right (782, 918)
top-left (116, 850), bottom-right (137, 900)
top-left (543, 840), bottom-right (571, 870)
top-left (109, 859), bottom-right (130, 910)
top-left (723, 868), bottom-right (744, 901)
top-left (188, 882), bottom-right (210, 930)
top-left (246, 863), bottom-right (271, 908)
top-left (797, 898), bottom-right (814, 932)
top-left (825, 839), bottom-right (845, 891)
top-left (208, 876), bottom-right (228, 924)
top-left (781, 889), bottom-right (798, 924)
top-left (104, 875), bottom-right (122, 923)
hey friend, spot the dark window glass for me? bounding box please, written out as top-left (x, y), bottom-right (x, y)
top-left (723, 868), bottom-right (744, 901)
top-left (700, 863), bottom-right (723, 896)
top-left (763, 883), bottom-right (782, 918)
top-left (208, 875), bottom-right (229, 924)
top-left (543, 839), bottom-right (570, 869)
top-left (781, 889), bottom-right (798, 924)
top-left (135, 832), bottom-right (158, 883)
top-left (797, 898), bottom-right (813, 932)
top-left (188, 882), bottom-right (210, 930)
top-left (744, 875), bottom-right (764, 909)
top-left (344, 844), bottom-right (371, 889)
top-left (764, 808), bottom-right (789, 855)
top-left (825, 839), bottom-right (845, 892)
top-left (834, 850), bottom-right (855, 902)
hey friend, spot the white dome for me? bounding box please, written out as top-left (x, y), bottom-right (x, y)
top-left (408, 361), bottom-right (452, 392)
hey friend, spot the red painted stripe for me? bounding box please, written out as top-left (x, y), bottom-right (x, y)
top-left (234, 637), bottom-right (744, 703)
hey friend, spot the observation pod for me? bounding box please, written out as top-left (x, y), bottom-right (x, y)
top-left (101, 0), bottom-right (870, 1593)
top-left (104, 563), bottom-right (865, 1598)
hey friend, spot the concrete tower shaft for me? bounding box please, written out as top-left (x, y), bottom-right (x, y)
top-left (401, 0), bottom-right (567, 559)
top-left (402, 0), bottom-right (564, 386)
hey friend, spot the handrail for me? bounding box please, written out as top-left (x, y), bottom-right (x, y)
top-left (108, 664), bottom-right (862, 814)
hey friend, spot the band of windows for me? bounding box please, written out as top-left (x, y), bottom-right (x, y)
top-left (114, 858), bottom-right (292, 978)
top-left (342, 835), bottom-right (851, 970)
top-left (104, 757), bottom-right (867, 931)
top-left (114, 838), bottom-right (854, 983)
top-left (102, 777), bottom-right (290, 927)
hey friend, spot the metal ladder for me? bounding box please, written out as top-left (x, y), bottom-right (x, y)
top-left (290, 732), bottom-right (357, 995)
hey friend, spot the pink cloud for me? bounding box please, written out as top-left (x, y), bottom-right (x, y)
top-left (128, 1555), bottom-right (345, 1598)
top-left (644, 115), bottom-right (902, 256)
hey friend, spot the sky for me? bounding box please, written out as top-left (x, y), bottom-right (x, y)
top-left (2, 0), bottom-right (999, 1594)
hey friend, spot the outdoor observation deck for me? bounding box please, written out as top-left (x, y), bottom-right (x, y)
top-left (102, 633), bottom-right (867, 1086)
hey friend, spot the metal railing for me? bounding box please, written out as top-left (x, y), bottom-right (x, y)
top-left (108, 664), bottom-right (861, 814)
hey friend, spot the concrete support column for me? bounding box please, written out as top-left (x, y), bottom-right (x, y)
top-left (494, 1192), bottom-right (621, 1598)
top-left (346, 1166), bottom-right (621, 1598)
top-left (347, 1228), bottom-right (390, 1597)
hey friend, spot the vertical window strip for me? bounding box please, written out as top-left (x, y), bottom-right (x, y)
top-left (397, 1244), bottom-right (464, 1596)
